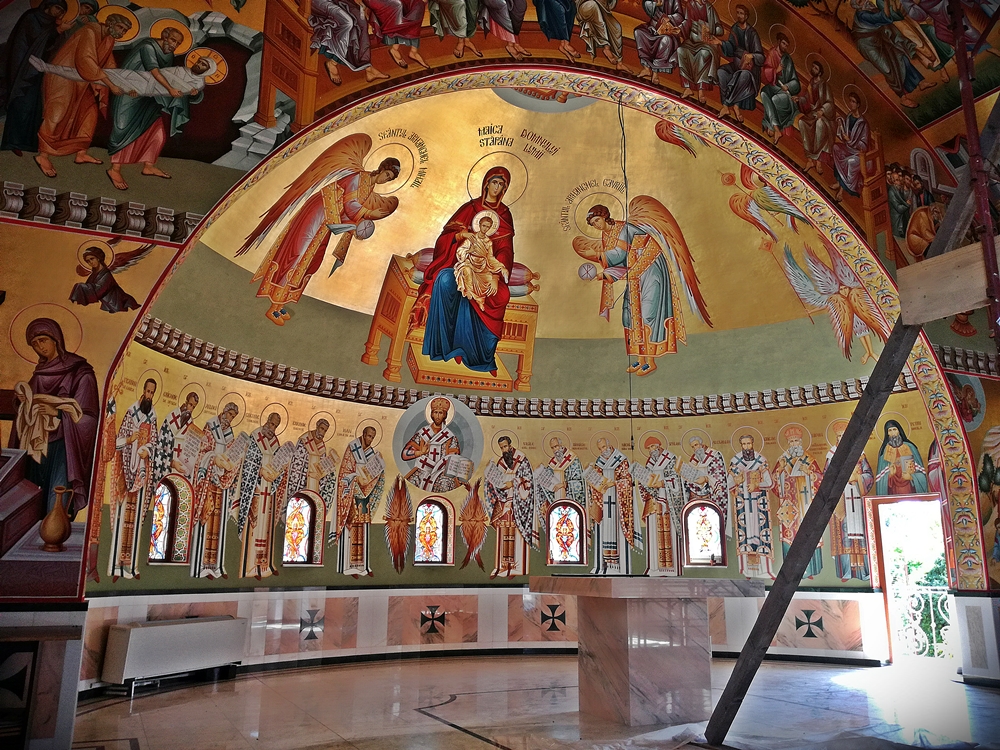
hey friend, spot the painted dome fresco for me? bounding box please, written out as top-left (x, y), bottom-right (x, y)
top-left (150, 77), bottom-right (896, 399)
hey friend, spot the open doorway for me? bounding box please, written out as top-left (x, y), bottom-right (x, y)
top-left (868, 494), bottom-right (955, 663)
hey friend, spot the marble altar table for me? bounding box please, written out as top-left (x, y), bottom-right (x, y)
top-left (529, 576), bottom-right (764, 726)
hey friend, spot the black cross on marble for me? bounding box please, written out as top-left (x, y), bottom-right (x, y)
top-left (794, 609), bottom-right (824, 638)
top-left (541, 604), bottom-right (566, 632)
top-left (299, 609), bottom-right (325, 641)
top-left (420, 605), bottom-right (446, 634)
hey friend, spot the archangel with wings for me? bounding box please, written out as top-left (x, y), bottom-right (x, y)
top-left (572, 196), bottom-right (712, 376)
top-left (70, 239), bottom-right (153, 314)
top-left (235, 134), bottom-right (401, 326)
top-left (782, 243), bottom-right (891, 364)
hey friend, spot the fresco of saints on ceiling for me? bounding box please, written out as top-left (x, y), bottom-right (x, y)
top-left (235, 133), bottom-right (401, 326)
top-left (571, 196), bottom-right (712, 377)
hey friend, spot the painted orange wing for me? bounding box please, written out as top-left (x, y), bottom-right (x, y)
top-left (728, 192), bottom-right (777, 242)
top-left (629, 194), bottom-right (712, 327)
top-left (235, 133), bottom-right (373, 257)
top-left (383, 475), bottom-right (412, 574)
top-left (459, 480), bottom-right (489, 570)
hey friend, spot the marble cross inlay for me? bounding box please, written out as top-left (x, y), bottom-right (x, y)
top-left (541, 604), bottom-right (566, 632)
top-left (795, 609), bottom-right (825, 638)
top-left (300, 609), bottom-right (325, 641)
top-left (421, 605), bottom-right (446, 634)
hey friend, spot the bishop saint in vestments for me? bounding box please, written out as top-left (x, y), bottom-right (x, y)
top-left (729, 434), bottom-right (774, 579)
top-left (190, 403), bottom-right (241, 579)
top-left (108, 380), bottom-right (158, 580)
top-left (770, 426), bottom-right (824, 578)
top-left (638, 436), bottom-right (685, 576)
top-left (336, 427), bottom-right (386, 576)
top-left (586, 437), bottom-right (638, 575)
top-left (236, 414), bottom-right (286, 579)
top-left (484, 436), bottom-right (536, 578)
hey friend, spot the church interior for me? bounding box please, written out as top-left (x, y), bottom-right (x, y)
top-left (2, 0), bottom-right (1000, 747)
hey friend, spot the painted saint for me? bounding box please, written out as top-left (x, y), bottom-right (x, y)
top-left (770, 425), bottom-right (824, 579)
top-left (335, 425), bottom-right (386, 577)
top-left (832, 90), bottom-right (871, 202)
top-left (147, 391), bottom-right (199, 497)
top-left (0, 0), bottom-right (68, 155)
top-left (585, 436), bottom-right (638, 575)
top-left (401, 397), bottom-right (465, 491)
top-left (484, 435), bottom-right (537, 578)
top-left (34, 12), bottom-right (134, 179)
top-left (412, 168), bottom-right (516, 377)
top-left (676, 0), bottom-right (723, 103)
top-left (716, 4), bottom-right (764, 122)
top-left (108, 378), bottom-right (158, 580)
top-left (729, 433), bottom-right (774, 579)
top-left (236, 413), bottom-right (287, 579)
top-left (536, 435), bottom-right (589, 521)
top-left (236, 133), bottom-right (400, 325)
top-left (826, 420), bottom-right (874, 581)
top-left (874, 420), bottom-right (928, 495)
top-left (796, 59), bottom-right (835, 175)
top-left (572, 196), bottom-right (711, 376)
top-left (637, 435), bottom-right (685, 576)
top-left (190, 402), bottom-right (242, 579)
top-left (309, 0), bottom-right (389, 85)
top-left (682, 435), bottom-right (729, 531)
top-left (9, 317), bottom-right (99, 517)
top-left (635, 0), bottom-right (683, 84)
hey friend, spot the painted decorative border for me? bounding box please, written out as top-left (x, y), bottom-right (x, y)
top-left (128, 68), bottom-right (987, 589)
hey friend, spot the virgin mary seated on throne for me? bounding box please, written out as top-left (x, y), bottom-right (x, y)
top-left (362, 168), bottom-right (540, 392)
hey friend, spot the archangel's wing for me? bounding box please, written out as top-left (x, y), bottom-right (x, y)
top-left (459, 480), bottom-right (489, 571)
top-left (729, 193), bottom-right (777, 242)
top-left (235, 133), bottom-right (373, 257)
top-left (804, 244), bottom-right (842, 297)
top-left (653, 120), bottom-right (707, 157)
top-left (383, 475), bottom-right (413, 574)
top-left (782, 245), bottom-right (828, 310)
top-left (629, 194), bottom-right (712, 327)
top-left (826, 293), bottom-right (855, 360)
top-left (848, 286), bottom-right (892, 342)
top-left (752, 184), bottom-right (808, 228)
top-left (739, 163), bottom-right (761, 190)
top-left (572, 235), bottom-right (604, 263)
top-left (109, 243), bottom-right (156, 274)
top-left (824, 241), bottom-right (862, 288)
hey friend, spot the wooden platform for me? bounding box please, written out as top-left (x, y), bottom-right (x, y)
top-left (406, 347), bottom-right (514, 392)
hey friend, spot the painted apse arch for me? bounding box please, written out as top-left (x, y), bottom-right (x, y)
top-left (92, 68), bottom-right (989, 592)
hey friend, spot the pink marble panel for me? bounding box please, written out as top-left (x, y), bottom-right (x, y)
top-left (322, 597), bottom-right (359, 650)
top-left (578, 596), bottom-right (713, 726)
top-left (708, 597), bottom-right (727, 647)
top-left (80, 606), bottom-right (118, 681)
top-left (386, 595), bottom-right (478, 646)
top-left (280, 599), bottom-right (304, 654)
top-left (771, 599), bottom-right (862, 651)
top-left (507, 594), bottom-right (578, 642)
top-left (29, 640), bottom-right (65, 739)
top-left (146, 601), bottom-right (238, 621)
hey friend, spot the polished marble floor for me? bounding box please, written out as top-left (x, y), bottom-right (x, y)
top-left (73, 655), bottom-right (1000, 750)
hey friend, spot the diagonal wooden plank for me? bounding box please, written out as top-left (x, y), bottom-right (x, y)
top-left (704, 320), bottom-right (921, 745)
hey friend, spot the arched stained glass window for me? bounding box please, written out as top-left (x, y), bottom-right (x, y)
top-left (283, 495), bottom-right (314, 564)
top-left (149, 481), bottom-right (176, 562)
top-left (415, 500), bottom-right (447, 564)
top-left (684, 502), bottom-right (725, 566)
top-left (547, 502), bottom-right (584, 565)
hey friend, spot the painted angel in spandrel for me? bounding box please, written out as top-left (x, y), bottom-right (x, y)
top-left (572, 195), bottom-right (712, 376)
top-left (782, 242), bottom-right (891, 364)
top-left (235, 133), bottom-right (401, 326)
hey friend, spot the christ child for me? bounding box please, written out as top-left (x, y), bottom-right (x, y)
top-left (454, 210), bottom-right (508, 310)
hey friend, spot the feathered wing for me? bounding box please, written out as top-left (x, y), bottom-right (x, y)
top-left (629, 194), bottom-right (712, 327)
top-left (782, 245), bottom-right (828, 310)
top-left (803, 244), bottom-right (841, 297)
top-left (383, 475), bottom-right (412, 574)
top-left (739, 163), bottom-right (760, 190)
top-left (825, 293), bottom-right (855, 359)
top-left (459, 480), bottom-right (490, 570)
top-left (572, 234), bottom-right (604, 262)
top-left (752, 185), bottom-right (807, 231)
top-left (730, 193), bottom-right (777, 242)
top-left (235, 133), bottom-right (373, 257)
top-left (653, 120), bottom-right (707, 157)
top-left (110, 243), bottom-right (156, 273)
top-left (848, 286), bottom-right (892, 342)
top-left (824, 242), bottom-right (861, 288)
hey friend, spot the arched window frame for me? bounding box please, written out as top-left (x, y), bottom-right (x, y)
top-left (682, 501), bottom-right (727, 567)
top-left (413, 496), bottom-right (454, 566)
top-left (148, 477), bottom-right (186, 564)
top-left (546, 500), bottom-right (588, 566)
top-left (909, 147), bottom-right (937, 190)
top-left (282, 491), bottom-right (326, 566)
